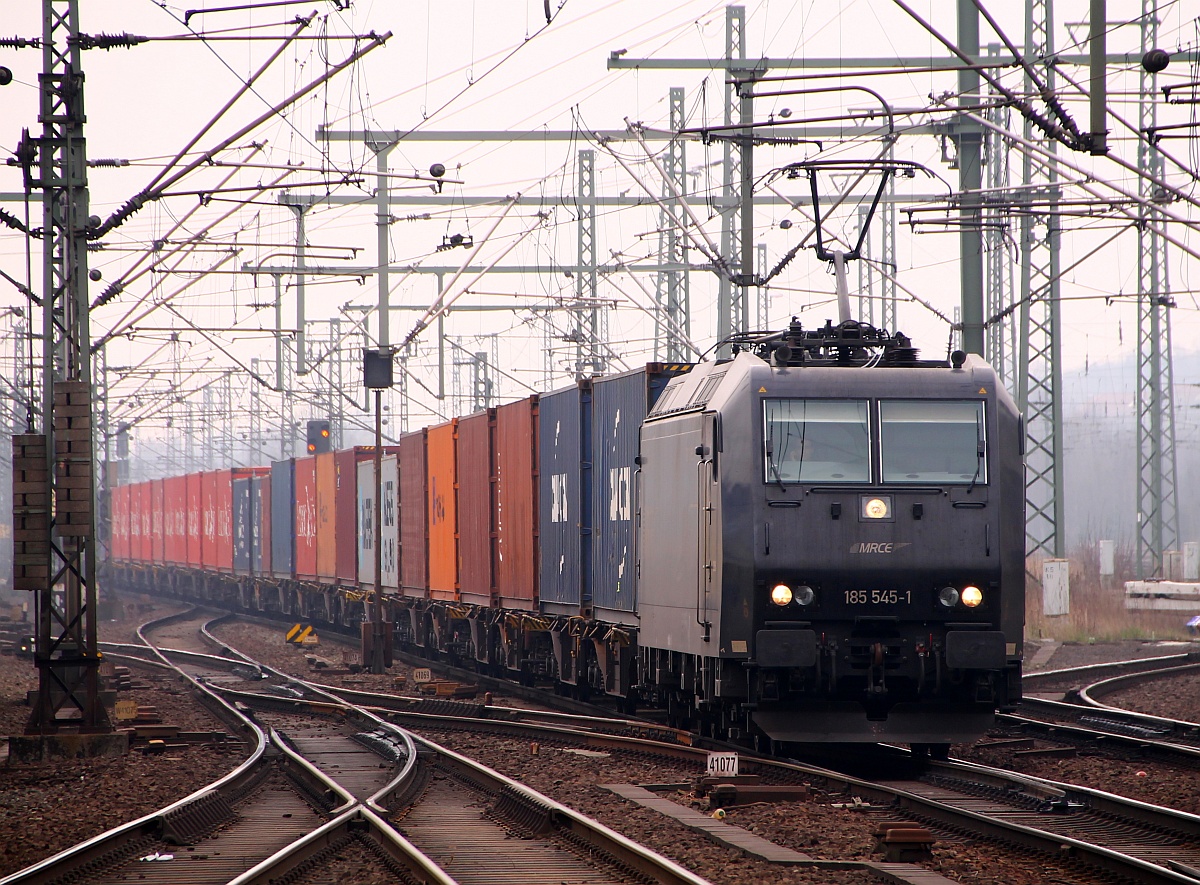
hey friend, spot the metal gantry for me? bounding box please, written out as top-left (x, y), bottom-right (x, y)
top-left (573, 149), bottom-right (605, 377)
top-left (654, 87), bottom-right (691, 362)
top-left (1135, 0), bottom-right (1179, 577)
top-left (984, 43), bottom-right (1017, 391)
top-left (716, 6), bottom-right (751, 356)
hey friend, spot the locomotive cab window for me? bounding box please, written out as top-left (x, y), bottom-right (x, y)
top-left (879, 400), bottom-right (986, 484)
top-left (764, 399), bottom-right (870, 484)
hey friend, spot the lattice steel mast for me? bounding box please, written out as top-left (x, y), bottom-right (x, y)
top-left (1135, 0), bottom-right (1179, 577)
top-left (14, 0), bottom-right (110, 733)
top-left (1017, 0), bottom-right (1066, 559)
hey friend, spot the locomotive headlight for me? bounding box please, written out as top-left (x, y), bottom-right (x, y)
top-left (938, 586), bottom-right (960, 608)
top-left (961, 585), bottom-right (983, 607)
top-left (770, 584), bottom-right (793, 606)
top-left (861, 496), bottom-right (892, 519)
top-left (795, 584), bottom-right (815, 606)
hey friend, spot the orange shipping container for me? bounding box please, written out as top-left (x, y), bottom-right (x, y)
top-left (426, 420), bottom-right (458, 601)
top-left (457, 410), bottom-right (493, 607)
top-left (315, 451), bottom-right (337, 582)
top-left (494, 396), bottom-right (538, 610)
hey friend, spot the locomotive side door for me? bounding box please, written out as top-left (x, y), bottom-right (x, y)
top-left (696, 411), bottom-right (720, 643)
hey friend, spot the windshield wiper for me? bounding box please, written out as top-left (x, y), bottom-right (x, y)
top-left (766, 437), bottom-right (787, 492)
top-left (967, 411), bottom-right (984, 493)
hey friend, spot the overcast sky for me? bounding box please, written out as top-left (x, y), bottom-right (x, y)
top-left (1, 1), bottom-right (1198, 441)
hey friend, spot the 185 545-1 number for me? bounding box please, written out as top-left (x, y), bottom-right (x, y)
top-left (844, 589), bottom-right (911, 604)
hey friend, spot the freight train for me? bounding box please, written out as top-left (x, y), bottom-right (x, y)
top-left (108, 317), bottom-right (1024, 751)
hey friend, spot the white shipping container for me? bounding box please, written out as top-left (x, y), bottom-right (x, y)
top-left (1043, 559), bottom-right (1070, 617)
top-left (357, 460), bottom-right (375, 588)
top-left (382, 454), bottom-right (399, 592)
top-left (356, 456), bottom-right (400, 593)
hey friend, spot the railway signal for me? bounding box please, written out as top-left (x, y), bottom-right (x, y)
top-left (305, 420), bottom-right (331, 454)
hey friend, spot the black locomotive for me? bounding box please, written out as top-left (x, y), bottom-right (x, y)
top-left (636, 318), bottom-right (1023, 749)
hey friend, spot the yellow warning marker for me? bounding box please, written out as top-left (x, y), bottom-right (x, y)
top-left (286, 624), bottom-right (316, 645)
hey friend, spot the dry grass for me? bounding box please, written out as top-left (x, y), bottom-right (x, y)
top-left (1025, 542), bottom-right (1193, 642)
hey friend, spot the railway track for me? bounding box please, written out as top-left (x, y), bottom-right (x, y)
top-left (26, 608), bottom-right (1200, 884)
top-left (2, 609), bottom-right (711, 885)
top-left (994, 654), bottom-right (1200, 765)
top-left (206, 613), bottom-right (1200, 884)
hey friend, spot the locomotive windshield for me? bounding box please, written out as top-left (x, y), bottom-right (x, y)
top-left (763, 399), bottom-right (870, 483)
top-left (879, 400), bottom-right (986, 484)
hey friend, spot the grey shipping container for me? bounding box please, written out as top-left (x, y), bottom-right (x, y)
top-left (232, 476), bottom-right (252, 574)
top-left (538, 381), bottom-right (590, 612)
top-left (271, 459), bottom-right (295, 578)
top-left (591, 365), bottom-right (690, 618)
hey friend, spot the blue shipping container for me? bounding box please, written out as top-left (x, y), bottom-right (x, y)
top-left (537, 380), bottom-right (591, 611)
top-left (271, 459), bottom-right (295, 578)
top-left (589, 366), bottom-right (680, 616)
top-left (232, 477), bottom-right (252, 574)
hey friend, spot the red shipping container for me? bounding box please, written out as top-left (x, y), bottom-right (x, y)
top-left (399, 430), bottom-right (428, 598)
top-left (216, 469), bottom-right (238, 572)
top-left (315, 452), bottom-right (337, 582)
top-left (110, 484), bottom-right (129, 561)
top-left (202, 471), bottom-right (218, 570)
top-left (151, 479), bottom-right (165, 565)
top-left (186, 473), bottom-right (203, 567)
top-left (200, 470), bottom-right (235, 572)
top-left (426, 421), bottom-right (458, 601)
top-left (128, 482), bottom-right (143, 563)
top-left (494, 396), bottom-right (539, 610)
top-left (164, 475), bottom-right (187, 565)
top-left (457, 411), bottom-right (493, 607)
top-left (294, 456), bottom-right (318, 579)
top-left (335, 449), bottom-right (357, 586)
top-left (259, 475), bottom-right (272, 576)
top-left (141, 481), bottom-right (151, 564)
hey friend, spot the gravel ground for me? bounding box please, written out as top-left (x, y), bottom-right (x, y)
top-left (210, 622), bottom-right (1126, 884)
top-left (1099, 668), bottom-right (1200, 723)
top-left (0, 621), bottom-right (247, 878)
top-left (417, 729), bottom-right (1101, 885)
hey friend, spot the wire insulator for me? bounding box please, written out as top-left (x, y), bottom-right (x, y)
top-left (92, 193), bottom-right (147, 239)
top-left (0, 207), bottom-right (27, 233)
top-left (0, 37), bottom-right (39, 49)
top-left (74, 32), bottom-right (147, 51)
top-left (88, 158), bottom-right (129, 168)
top-left (91, 279), bottom-right (125, 310)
